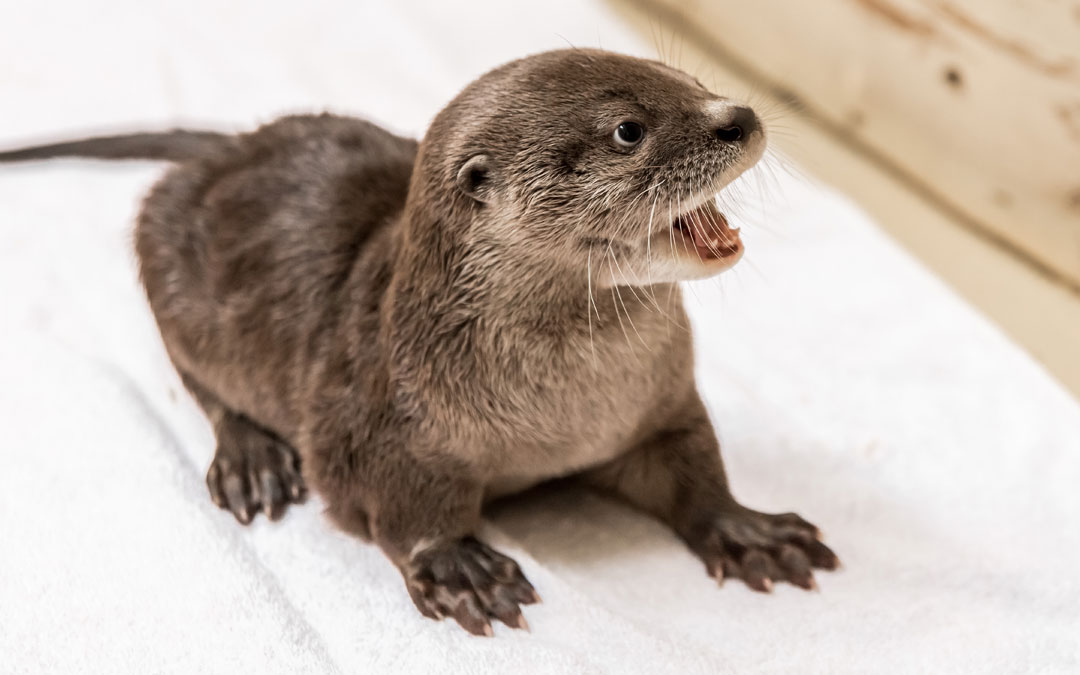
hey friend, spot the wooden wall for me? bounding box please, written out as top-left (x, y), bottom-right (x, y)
top-left (645, 0), bottom-right (1080, 287)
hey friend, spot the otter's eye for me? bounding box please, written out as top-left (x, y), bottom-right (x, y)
top-left (613, 122), bottom-right (645, 148)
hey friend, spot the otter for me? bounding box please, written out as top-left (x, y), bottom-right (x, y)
top-left (0, 48), bottom-right (838, 636)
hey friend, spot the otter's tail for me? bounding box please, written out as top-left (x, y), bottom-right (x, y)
top-left (0, 129), bottom-right (229, 163)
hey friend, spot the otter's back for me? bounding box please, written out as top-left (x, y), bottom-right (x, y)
top-left (136, 114), bottom-right (417, 434)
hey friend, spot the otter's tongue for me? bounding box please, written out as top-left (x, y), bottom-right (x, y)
top-left (678, 204), bottom-right (740, 259)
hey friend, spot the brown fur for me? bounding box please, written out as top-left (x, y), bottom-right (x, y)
top-left (0, 48), bottom-right (837, 635)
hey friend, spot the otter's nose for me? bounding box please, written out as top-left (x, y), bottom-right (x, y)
top-left (713, 105), bottom-right (759, 143)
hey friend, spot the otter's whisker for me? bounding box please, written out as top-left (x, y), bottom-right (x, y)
top-left (586, 248), bottom-right (599, 369)
top-left (740, 255), bottom-right (770, 285)
top-left (606, 254), bottom-right (646, 362)
top-left (695, 189), bottom-right (733, 262)
top-left (644, 188), bottom-right (668, 313)
top-left (607, 243), bottom-right (661, 337)
top-left (677, 191), bottom-right (705, 306)
top-left (675, 191), bottom-right (695, 263)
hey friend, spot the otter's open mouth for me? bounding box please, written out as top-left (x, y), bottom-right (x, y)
top-left (670, 199), bottom-right (741, 261)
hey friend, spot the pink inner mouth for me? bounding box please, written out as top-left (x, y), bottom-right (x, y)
top-left (672, 201), bottom-right (741, 260)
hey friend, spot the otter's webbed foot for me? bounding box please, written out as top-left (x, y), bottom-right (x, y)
top-left (403, 536), bottom-right (540, 636)
top-left (205, 414), bottom-right (307, 524)
top-left (686, 507), bottom-right (839, 592)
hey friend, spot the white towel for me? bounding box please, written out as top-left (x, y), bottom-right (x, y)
top-left (1, 1), bottom-right (1078, 672)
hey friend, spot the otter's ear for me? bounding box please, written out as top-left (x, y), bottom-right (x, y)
top-left (456, 154), bottom-right (496, 203)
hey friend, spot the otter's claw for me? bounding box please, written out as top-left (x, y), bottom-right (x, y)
top-left (688, 508), bottom-right (839, 592)
top-left (206, 421), bottom-right (307, 524)
top-left (402, 536), bottom-right (539, 636)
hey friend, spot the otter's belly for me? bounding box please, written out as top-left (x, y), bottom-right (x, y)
top-left (477, 363), bottom-right (682, 500)
top-left (482, 434), bottom-right (636, 501)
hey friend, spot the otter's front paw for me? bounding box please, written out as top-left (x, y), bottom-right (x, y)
top-left (206, 430), bottom-right (307, 524)
top-left (687, 507), bottom-right (839, 592)
top-left (402, 536), bottom-right (540, 636)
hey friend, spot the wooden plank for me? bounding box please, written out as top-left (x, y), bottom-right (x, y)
top-left (642, 0), bottom-right (1080, 287)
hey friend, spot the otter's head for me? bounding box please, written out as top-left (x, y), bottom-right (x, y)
top-left (410, 48), bottom-right (765, 286)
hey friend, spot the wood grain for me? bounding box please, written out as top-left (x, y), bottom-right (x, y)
top-left (643, 0), bottom-right (1080, 287)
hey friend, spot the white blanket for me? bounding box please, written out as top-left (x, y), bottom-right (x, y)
top-left (2, 1), bottom-right (1078, 673)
